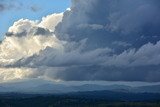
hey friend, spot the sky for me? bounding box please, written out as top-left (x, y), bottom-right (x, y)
top-left (0, 0), bottom-right (160, 87)
top-left (0, 0), bottom-right (71, 40)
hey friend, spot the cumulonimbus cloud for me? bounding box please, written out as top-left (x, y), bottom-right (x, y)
top-left (1, 0), bottom-right (160, 82)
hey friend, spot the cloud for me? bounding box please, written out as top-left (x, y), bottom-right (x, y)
top-left (1, 0), bottom-right (160, 82)
top-left (55, 0), bottom-right (160, 50)
top-left (12, 44), bottom-right (112, 68)
top-left (0, 4), bottom-right (5, 11)
top-left (112, 41), bottom-right (131, 47)
top-left (0, 68), bottom-right (38, 82)
top-left (0, 13), bottom-right (63, 82)
top-left (9, 40), bottom-right (160, 82)
top-left (0, 0), bottom-right (42, 13)
top-left (40, 65), bottom-right (160, 82)
top-left (78, 24), bottom-right (104, 30)
top-left (105, 41), bottom-right (160, 67)
top-left (30, 5), bottom-right (41, 12)
top-left (0, 13), bottom-right (63, 66)
top-left (39, 13), bottom-right (63, 31)
top-left (0, 0), bottom-right (22, 12)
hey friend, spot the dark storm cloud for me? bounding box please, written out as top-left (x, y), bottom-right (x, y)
top-left (55, 0), bottom-right (160, 51)
top-left (52, 0), bottom-right (160, 82)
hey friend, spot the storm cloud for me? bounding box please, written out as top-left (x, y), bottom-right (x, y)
top-left (1, 0), bottom-right (160, 82)
top-left (56, 0), bottom-right (160, 51)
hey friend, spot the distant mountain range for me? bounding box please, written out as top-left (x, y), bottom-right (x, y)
top-left (0, 82), bottom-right (160, 94)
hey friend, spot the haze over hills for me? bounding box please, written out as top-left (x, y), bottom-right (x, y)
top-left (0, 80), bottom-right (160, 94)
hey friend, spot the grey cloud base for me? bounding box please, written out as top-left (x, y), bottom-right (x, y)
top-left (42, 65), bottom-right (160, 82)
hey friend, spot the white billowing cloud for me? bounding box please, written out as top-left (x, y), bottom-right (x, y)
top-left (0, 68), bottom-right (35, 82)
top-left (8, 13), bottom-right (63, 36)
top-left (39, 13), bottom-right (63, 31)
top-left (8, 19), bottom-right (38, 35)
top-left (0, 13), bottom-right (64, 82)
top-left (0, 13), bottom-right (64, 68)
top-left (0, 36), bottom-right (62, 65)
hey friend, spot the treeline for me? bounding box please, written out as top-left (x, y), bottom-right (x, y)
top-left (0, 96), bottom-right (160, 107)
